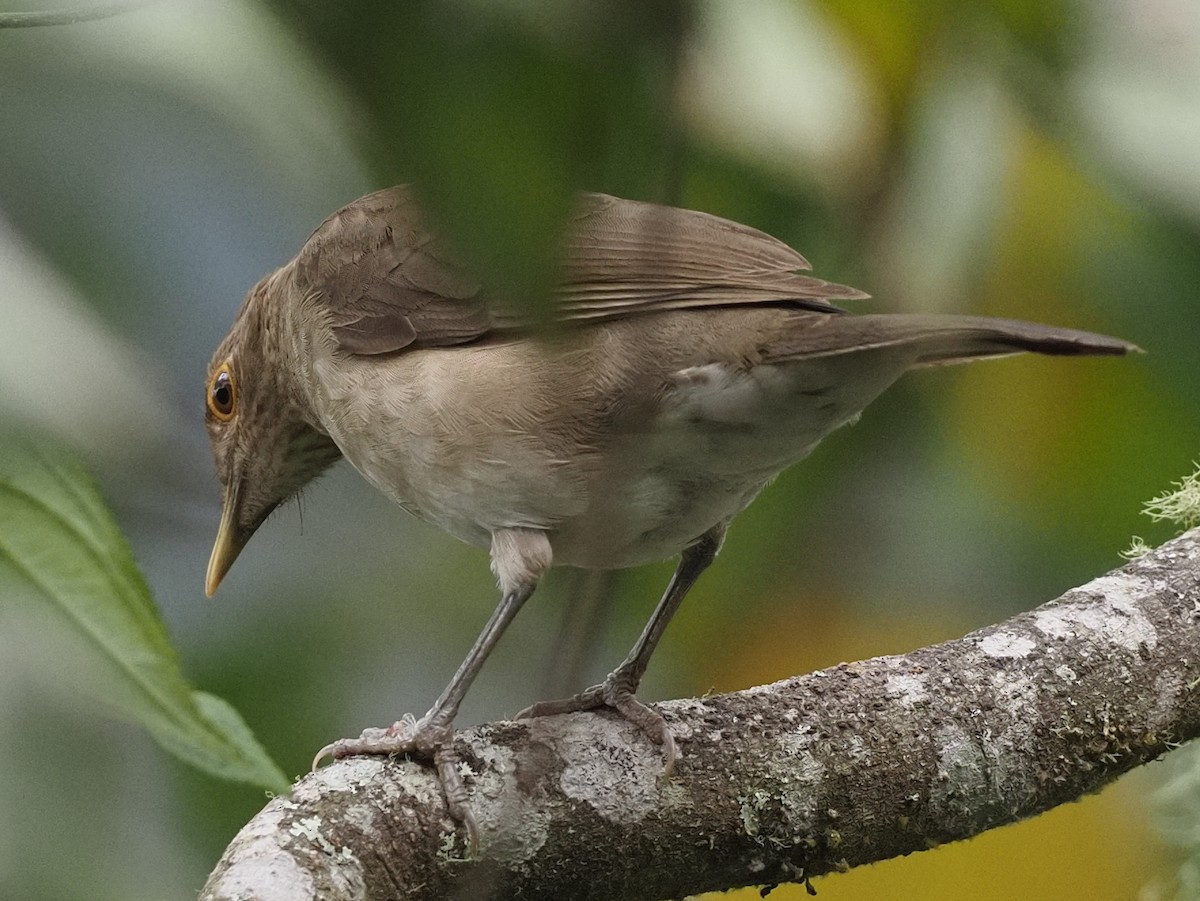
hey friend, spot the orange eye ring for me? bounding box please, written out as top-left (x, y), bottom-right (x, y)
top-left (207, 362), bottom-right (237, 422)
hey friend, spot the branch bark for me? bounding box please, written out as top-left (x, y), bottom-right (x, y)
top-left (202, 529), bottom-right (1200, 900)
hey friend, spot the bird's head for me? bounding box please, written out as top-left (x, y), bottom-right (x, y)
top-left (204, 275), bottom-right (342, 597)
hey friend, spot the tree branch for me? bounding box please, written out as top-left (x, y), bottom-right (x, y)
top-left (202, 529), bottom-right (1200, 900)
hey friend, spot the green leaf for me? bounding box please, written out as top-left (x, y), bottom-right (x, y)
top-left (0, 434), bottom-right (289, 793)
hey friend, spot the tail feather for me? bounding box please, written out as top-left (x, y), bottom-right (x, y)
top-left (767, 313), bottom-right (1139, 366)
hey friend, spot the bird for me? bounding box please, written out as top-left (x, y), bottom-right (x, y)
top-left (203, 185), bottom-right (1135, 851)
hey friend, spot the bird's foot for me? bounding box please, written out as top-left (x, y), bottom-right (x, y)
top-left (517, 670), bottom-right (678, 775)
top-left (312, 713), bottom-right (478, 856)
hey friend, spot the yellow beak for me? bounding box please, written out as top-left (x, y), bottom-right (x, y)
top-left (205, 486), bottom-right (246, 597)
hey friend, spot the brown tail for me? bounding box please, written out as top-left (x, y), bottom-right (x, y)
top-left (769, 313), bottom-right (1139, 366)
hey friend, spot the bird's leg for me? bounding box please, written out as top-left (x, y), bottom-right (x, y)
top-left (518, 524), bottom-right (725, 774)
top-left (314, 527), bottom-right (551, 855)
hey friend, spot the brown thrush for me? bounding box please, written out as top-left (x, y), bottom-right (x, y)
top-left (204, 186), bottom-right (1135, 851)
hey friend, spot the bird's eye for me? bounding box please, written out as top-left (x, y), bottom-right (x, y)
top-left (207, 363), bottom-right (237, 422)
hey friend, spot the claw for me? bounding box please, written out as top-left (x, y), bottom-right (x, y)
top-left (435, 743), bottom-right (478, 857)
top-left (519, 674), bottom-right (679, 773)
top-left (608, 689), bottom-right (678, 773)
top-left (310, 715), bottom-right (478, 857)
top-left (661, 724), bottom-right (678, 776)
top-left (311, 742), bottom-right (337, 772)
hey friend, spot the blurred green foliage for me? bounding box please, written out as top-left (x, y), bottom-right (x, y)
top-left (0, 0), bottom-right (1196, 897)
top-left (0, 434), bottom-right (287, 792)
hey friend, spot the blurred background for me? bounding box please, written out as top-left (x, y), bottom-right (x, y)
top-left (0, 0), bottom-right (1197, 897)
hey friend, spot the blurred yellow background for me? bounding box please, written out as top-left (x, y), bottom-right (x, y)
top-left (1, 0), bottom-right (1197, 898)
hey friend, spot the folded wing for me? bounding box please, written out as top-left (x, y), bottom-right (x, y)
top-left (290, 185), bottom-right (867, 355)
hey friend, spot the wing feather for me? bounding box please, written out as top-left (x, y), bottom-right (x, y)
top-left (289, 185), bottom-right (866, 355)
